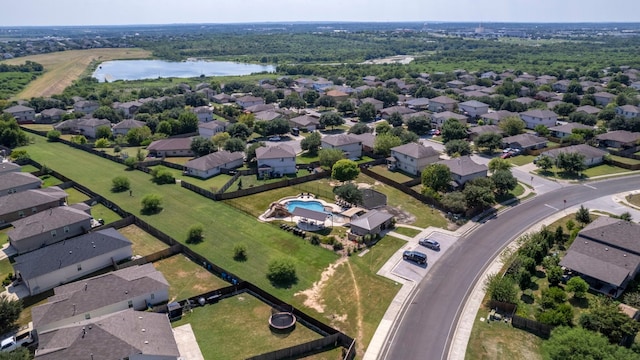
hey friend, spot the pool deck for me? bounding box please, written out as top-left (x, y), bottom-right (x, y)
top-left (259, 195), bottom-right (350, 228)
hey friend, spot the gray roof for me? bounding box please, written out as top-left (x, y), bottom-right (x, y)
top-left (322, 134), bottom-right (361, 147)
top-left (32, 263), bottom-right (168, 329)
top-left (467, 125), bottom-right (503, 136)
top-left (191, 105), bottom-right (212, 114)
top-left (520, 109), bottom-right (558, 118)
top-left (391, 143), bottom-right (439, 159)
top-left (618, 105), bottom-right (640, 113)
top-left (482, 110), bottom-right (517, 121)
top-left (576, 105), bottom-right (601, 114)
top-left (459, 100), bottom-right (489, 108)
top-left (0, 162), bottom-right (21, 174)
top-left (405, 98), bottom-right (429, 107)
top-left (0, 186), bottom-right (67, 216)
top-left (292, 207), bottom-right (328, 222)
top-left (542, 144), bottom-right (607, 160)
top-left (431, 111), bottom-right (467, 121)
top-left (254, 110), bottom-right (282, 121)
top-left (380, 106), bottom-right (415, 115)
top-left (147, 137), bottom-right (193, 151)
top-left (502, 133), bottom-right (547, 148)
top-left (289, 114), bottom-right (320, 127)
top-left (40, 108), bottom-right (66, 117)
top-left (593, 91), bottom-right (616, 99)
top-left (4, 104), bottom-right (34, 113)
top-left (351, 133), bottom-right (376, 149)
top-left (350, 210), bottom-right (394, 231)
top-left (430, 95), bottom-right (458, 105)
top-left (8, 206), bottom-right (91, 242)
top-left (246, 103), bottom-right (276, 113)
top-left (548, 122), bottom-right (592, 133)
top-left (34, 309), bottom-right (180, 360)
top-left (437, 156), bottom-right (488, 176)
top-left (184, 151), bottom-right (244, 172)
top-left (256, 144), bottom-right (295, 159)
top-left (13, 228), bottom-right (131, 280)
top-left (596, 130), bottom-right (640, 144)
top-left (111, 119), bottom-right (145, 130)
top-left (0, 172), bottom-right (42, 192)
top-left (198, 120), bottom-right (227, 130)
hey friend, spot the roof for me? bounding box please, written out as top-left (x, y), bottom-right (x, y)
top-left (245, 103), bottom-right (276, 113)
top-left (13, 228), bottom-right (131, 280)
top-left (618, 105), bottom-right (640, 113)
top-left (191, 106), bottom-right (212, 114)
top-left (0, 161), bottom-right (21, 174)
top-left (361, 97), bottom-right (383, 105)
top-left (326, 89), bottom-right (348, 97)
top-left (467, 125), bottom-right (503, 136)
top-left (111, 119), bottom-right (145, 130)
top-left (78, 118), bottom-right (111, 128)
top-left (255, 144), bottom-right (296, 159)
top-left (237, 95), bottom-right (263, 103)
top-left (32, 263), bottom-right (168, 329)
top-left (482, 110), bottom-right (517, 121)
top-left (391, 143), bottom-right (439, 159)
top-left (502, 133), bottom-right (547, 148)
top-left (520, 109), bottom-right (558, 118)
top-left (289, 114), bottom-right (320, 127)
top-left (430, 95), bottom-right (458, 105)
top-left (73, 100), bottom-right (98, 107)
top-left (548, 122), bottom-right (593, 133)
top-left (596, 130), bottom-right (640, 144)
top-left (459, 100), bottom-right (489, 108)
top-left (254, 110), bottom-right (282, 121)
top-left (576, 105), bottom-right (601, 114)
top-left (380, 106), bottom-right (415, 115)
top-left (146, 137), bottom-right (193, 151)
top-left (405, 98), bottom-right (430, 106)
top-left (350, 210), bottom-right (394, 231)
top-left (542, 144), bottom-right (607, 160)
top-left (292, 207), bottom-right (328, 222)
top-left (593, 91), bottom-right (616, 99)
top-left (40, 108), bottom-right (66, 117)
top-left (198, 120), bottom-right (227, 130)
top-left (34, 309), bottom-right (180, 360)
top-left (351, 133), bottom-right (375, 149)
top-left (8, 206), bottom-right (91, 242)
top-left (437, 156), bottom-right (487, 176)
top-left (431, 111), bottom-right (467, 121)
top-left (0, 186), bottom-right (67, 216)
top-left (0, 172), bottom-right (42, 192)
top-left (184, 151), bottom-right (244, 171)
top-left (4, 104), bottom-right (34, 113)
top-left (322, 134), bottom-right (361, 147)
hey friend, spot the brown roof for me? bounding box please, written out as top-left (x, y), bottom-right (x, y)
top-left (146, 137), bottom-right (193, 151)
top-left (255, 144), bottom-right (295, 159)
top-left (596, 130), bottom-right (640, 144)
top-left (437, 156), bottom-right (487, 176)
top-left (430, 95), bottom-right (458, 105)
top-left (322, 134), bottom-right (361, 147)
top-left (391, 143), bottom-right (439, 159)
top-left (542, 144), bottom-right (607, 160)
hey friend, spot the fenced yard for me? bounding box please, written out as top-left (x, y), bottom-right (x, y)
top-left (153, 254), bottom-right (230, 302)
top-left (118, 224), bottom-right (171, 257)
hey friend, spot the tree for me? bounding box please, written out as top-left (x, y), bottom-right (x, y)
top-left (46, 130), bottom-right (61, 141)
top-left (348, 123), bottom-right (371, 134)
top-left (535, 155), bottom-right (554, 171)
top-left (94, 138), bottom-right (110, 148)
top-left (319, 112), bottom-right (345, 130)
top-left (546, 266), bottom-right (564, 286)
top-left (421, 163), bottom-right (451, 193)
top-left (237, 113), bottom-right (256, 129)
top-left (441, 191), bottom-right (467, 213)
top-left (319, 148), bottom-right (344, 169)
top-left (444, 139), bottom-right (471, 157)
top-left (618, 212), bottom-right (633, 222)
top-left (491, 169), bottom-right (517, 196)
top-left (484, 273), bottom-right (518, 303)
top-left (267, 257), bottom-right (297, 287)
top-left (566, 276), bottom-right (589, 299)
top-left (190, 136), bottom-right (217, 157)
top-left (95, 125), bottom-right (112, 140)
top-left (357, 102), bottom-right (377, 122)
top-left (223, 137), bottom-right (246, 153)
top-left (111, 175), bottom-right (130, 193)
top-left (375, 121), bottom-right (392, 135)
top-left (554, 102), bottom-right (577, 117)
top-left (0, 295), bottom-right (22, 334)
top-left (314, 95), bottom-right (336, 108)
top-left (333, 183), bottom-right (363, 205)
top-left (264, 118), bottom-right (290, 136)
top-left (125, 126), bottom-right (152, 146)
top-left (186, 224), bottom-right (204, 244)
top-left (575, 205), bottom-right (591, 225)
top-left (71, 135), bottom-right (87, 145)
top-left (332, 159), bottom-right (359, 182)
top-left (245, 142), bottom-right (265, 163)
top-left (124, 156), bottom-right (136, 169)
top-left (93, 106), bottom-right (122, 123)
top-left (464, 184), bottom-right (495, 210)
top-left (281, 93), bottom-right (306, 109)
top-left (441, 118), bottom-right (467, 143)
top-left (373, 132), bottom-right (402, 156)
top-left (212, 132), bottom-right (231, 149)
top-left (406, 116), bottom-right (431, 135)
top-left (556, 152), bottom-right (586, 174)
top-left (544, 326), bottom-right (638, 360)
top-left (300, 131), bottom-right (321, 156)
top-left (336, 100), bottom-right (355, 115)
top-left (233, 244), bottom-right (247, 261)
top-left (579, 298), bottom-right (640, 345)
top-left (534, 124), bottom-right (551, 137)
top-left (177, 112), bottom-right (199, 133)
top-left (388, 112), bottom-right (404, 127)
top-left (537, 303), bottom-right (574, 327)
top-left (156, 120), bottom-right (174, 136)
top-left (488, 157), bottom-right (513, 172)
top-left (475, 132), bottom-right (503, 153)
top-left (499, 116), bottom-right (526, 136)
top-left (227, 123), bottom-right (252, 140)
top-left (141, 194), bottom-right (162, 214)
top-left (569, 112), bottom-right (597, 126)
top-left (0, 117), bottom-right (28, 148)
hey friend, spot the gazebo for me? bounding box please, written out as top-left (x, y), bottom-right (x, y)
top-left (292, 207), bottom-right (328, 231)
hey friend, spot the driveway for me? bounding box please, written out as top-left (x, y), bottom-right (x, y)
top-left (392, 232), bottom-right (458, 283)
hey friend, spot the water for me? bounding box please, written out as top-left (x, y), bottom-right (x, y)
top-left (286, 200), bottom-right (327, 214)
top-left (92, 59), bottom-right (275, 82)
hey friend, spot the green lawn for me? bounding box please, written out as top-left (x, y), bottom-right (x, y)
top-left (0, 258), bottom-right (13, 284)
top-left (172, 293), bottom-right (324, 360)
top-left (297, 152), bottom-right (320, 165)
top-left (90, 204), bottom-right (122, 225)
top-left (153, 254), bottom-right (230, 302)
top-left (20, 164), bottom-right (39, 173)
top-left (65, 187), bottom-right (91, 204)
top-left (610, 155), bottom-right (640, 166)
top-left (369, 165), bottom-right (414, 184)
top-left (148, 165), bottom-right (233, 193)
top-left (0, 227), bottom-right (11, 245)
top-left (102, 145), bottom-right (144, 157)
top-left (231, 170), bottom-right (312, 192)
top-left (535, 163), bottom-right (631, 180)
top-left (392, 227), bottom-right (422, 237)
top-left (118, 224), bottom-right (170, 257)
top-left (18, 135), bottom-right (339, 305)
top-left (508, 155), bottom-right (535, 166)
top-left (627, 193), bottom-right (640, 208)
top-left (39, 174), bottom-right (63, 187)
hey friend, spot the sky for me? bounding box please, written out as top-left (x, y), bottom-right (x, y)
top-left (3, 0), bottom-right (640, 26)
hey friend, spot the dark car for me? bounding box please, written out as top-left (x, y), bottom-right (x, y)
top-left (403, 250), bottom-right (427, 265)
top-left (418, 238), bottom-right (441, 251)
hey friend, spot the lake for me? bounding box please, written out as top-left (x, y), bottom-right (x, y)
top-left (92, 59), bottom-right (275, 82)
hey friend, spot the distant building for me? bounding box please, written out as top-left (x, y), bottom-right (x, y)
top-left (3, 105), bottom-right (35, 123)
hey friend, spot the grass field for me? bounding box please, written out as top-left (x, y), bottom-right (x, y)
top-left (90, 204), bottom-right (122, 226)
top-left (0, 72), bottom-right (38, 100)
top-left (148, 165), bottom-right (233, 192)
top-left (118, 224), bottom-right (170, 257)
top-left (153, 254), bottom-right (230, 302)
top-left (1, 48), bottom-right (151, 98)
top-left (65, 187), bottom-right (91, 204)
top-left (392, 227), bottom-right (422, 237)
top-left (368, 165), bottom-right (414, 184)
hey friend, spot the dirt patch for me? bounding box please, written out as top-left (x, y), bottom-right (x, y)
top-left (295, 257), bottom-right (348, 313)
top-left (383, 205), bottom-right (416, 225)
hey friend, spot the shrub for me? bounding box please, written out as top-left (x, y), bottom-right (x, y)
top-left (233, 244), bottom-right (247, 261)
top-left (46, 130), bottom-right (61, 141)
top-left (566, 276), bottom-right (589, 299)
top-left (111, 176), bottom-right (130, 192)
top-left (484, 273), bottom-right (518, 303)
top-left (152, 169), bottom-right (175, 184)
top-left (114, 145), bottom-right (121, 153)
top-left (267, 258), bottom-right (297, 287)
top-left (124, 156), bottom-right (136, 169)
top-left (186, 224), bottom-right (204, 244)
top-left (94, 138), bottom-right (111, 148)
top-left (310, 235), bottom-right (321, 246)
top-left (333, 242), bottom-right (344, 251)
top-left (141, 194), bottom-right (162, 214)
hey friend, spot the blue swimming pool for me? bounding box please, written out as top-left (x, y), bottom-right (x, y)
top-left (286, 200), bottom-right (326, 213)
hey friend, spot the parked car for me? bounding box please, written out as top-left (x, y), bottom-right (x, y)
top-left (502, 147), bottom-right (512, 153)
top-left (268, 136), bottom-right (281, 141)
top-left (500, 152), bottom-right (512, 159)
top-left (403, 250), bottom-right (427, 265)
top-left (429, 129), bottom-right (441, 136)
top-left (418, 238), bottom-right (441, 251)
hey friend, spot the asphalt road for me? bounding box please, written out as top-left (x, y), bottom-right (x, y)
top-left (382, 174), bottom-right (640, 360)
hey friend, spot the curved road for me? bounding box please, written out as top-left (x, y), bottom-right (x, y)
top-left (382, 174), bottom-right (640, 360)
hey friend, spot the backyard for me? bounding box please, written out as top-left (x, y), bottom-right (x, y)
top-left (118, 224), bottom-right (170, 257)
top-left (153, 254), bottom-right (230, 302)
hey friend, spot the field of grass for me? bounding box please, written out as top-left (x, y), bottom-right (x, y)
top-left (536, 163), bottom-right (631, 180)
top-left (39, 173), bottom-right (63, 187)
top-left (90, 204), bottom-right (122, 225)
top-left (172, 293), bottom-right (324, 360)
top-left (0, 227), bottom-right (9, 245)
top-left (0, 258), bottom-right (13, 284)
top-left (627, 193), bottom-right (640, 208)
top-left (392, 227), bottom-right (422, 237)
top-left (64, 187), bottom-right (91, 204)
top-left (609, 155), bottom-right (640, 166)
top-left (118, 224), bottom-right (170, 257)
top-left (148, 165), bottom-right (233, 192)
top-left (368, 165), bottom-right (414, 184)
top-left (1, 48), bottom-right (151, 98)
top-left (20, 164), bottom-right (39, 173)
top-left (22, 124), bottom-right (53, 133)
top-left (0, 72), bottom-right (38, 100)
top-left (153, 254), bottom-right (230, 302)
top-left (508, 155), bottom-right (535, 166)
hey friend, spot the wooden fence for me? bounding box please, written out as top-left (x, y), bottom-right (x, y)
top-left (511, 315), bottom-right (553, 338)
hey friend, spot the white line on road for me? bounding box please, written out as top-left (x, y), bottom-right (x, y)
top-left (545, 204), bottom-right (559, 211)
top-left (583, 184), bottom-right (597, 189)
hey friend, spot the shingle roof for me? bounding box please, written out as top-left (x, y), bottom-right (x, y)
top-left (32, 263), bottom-right (168, 329)
top-left (289, 115), bottom-right (320, 127)
top-left (8, 206), bottom-right (91, 242)
top-left (437, 156), bottom-right (487, 176)
top-left (13, 228), bottom-right (131, 280)
top-left (431, 111), bottom-right (467, 121)
top-left (34, 309), bottom-right (180, 360)
top-left (184, 151), bottom-right (244, 172)
top-left (430, 95), bottom-right (458, 105)
top-left (111, 119), bottom-right (145, 130)
top-left (547, 122), bottom-right (592, 133)
top-left (467, 125), bottom-right (503, 136)
top-left (596, 130), bottom-right (640, 144)
top-left (502, 133), bottom-right (547, 148)
top-left (0, 186), bottom-right (67, 216)
top-left (0, 172), bottom-right (42, 192)
top-left (255, 144), bottom-right (295, 159)
top-left (4, 104), bottom-right (34, 113)
top-left (593, 91), bottom-right (616, 99)
top-left (576, 105), bottom-right (601, 114)
top-left (350, 210), bottom-right (394, 231)
top-left (520, 109), bottom-right (558, 118)
top-left (0, 162), bottom-right (21, 174)
top-left (380, 106), bottom-right (415, 115)
top-left (40, 108), bottom-right (66, 117)
top-left (542, 144), bottom-right (607, 160)
top-left (198, 120), bottom-right (227, 130)
top-left (391, 143), bottom-right (439, 159)
top-left (482, 110), bottom-right (517, 121)
top-left (146, 137), bottom-right (193, 151)
top-left (459, 100), bottom-right (489, 108)
top-left (351, 133), bottom-right (375, 149)
top-left (322, 134), bottom-right (361, 147)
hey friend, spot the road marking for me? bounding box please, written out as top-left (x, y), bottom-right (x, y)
top-left (583, 184), bottom-right (597, 189)
top-left (545, 204), bottom-right (559, 211)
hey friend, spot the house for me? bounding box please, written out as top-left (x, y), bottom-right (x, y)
top-left (576, 105), bottom-right (601, 115)
top-left (8, 204), bottom-right (92, 254)
top-left (245, 103), bottom-right (276, 113)
top-left (437, 156), bottom-right (488, 186)
top-left (311, 78), bottom-right (334, 91)
top-left (428, 96), bottom-right (459, 112)
top-left (616, 105), bottom-right (640, 119)
top-left (212, 93), bottom-right (234, 104)
top-left (321, 134), bottom-right (362, 159)
top-left (147, 137), bottom-right (194, 158)
top-left (34, 309), bottom-right (180, 360)
top-left (467, 125), bottom-right (503, 141)
top-left (405, 98), bottom-right (429, 110)
top-left (552, 80), bottom-right (571, 93)
top-left (430, 111), bottom-right (467, 129)
top-left (481, 110), bottom-right (518, 125)
top-left (596, 130), bottom-right (640, 149)
top-left (325, 89), bottom-right (349, 102)
top-left (0, 161), bottom-right (21, 175)
top-left (254, 110), bottom-right (283, 122)
top-left (360, 97), bottom-right (384, 111)
top-left (38, 108), bottom-right (66, 123)
top-left (541, 144), bottom-right (608, 166)
top-left (380, 106), bottom-right (415, 119)
top-left (73, 100), bottom-right (99, 114)
top-left (593, 92), bottom-right (616, 106)
top-left (351, 133), bottom-right (376, 152)
top-left (256, 144), bottom-right (297, 179)
top-left (519, 109), bottom-right (558, 129)
top-left (501, 133), bottom-right (547, 151)
top-left (289, 114), bottom-right (321, 132)
top-left (535, 91), bottom-right (556, 101)
top-left (388, 143), bottom-right (440, 176)
top-left (446, 80), bottom-right (466, 89)
top-left (236, 95), bottom-right (265, 109)
top-left (184, 151), bottom-right (244, 179)
top-left (349, 210), bottom-right (394, 236)
top-left (513, 97), bottom-right (536, 106)
top-left (458, 100), bottom-right (490, 118)
top-left (480, 71), bottom-right (497, 79)
top-left (0, 172), bottom-right (42, 197)
top-left (3, 105), bottom-right (35, 123)
top-left (198, 120), bottom-right (227, 138)
top-left (0, 186), bottom-right (67, 226)
top-left (53, 118), bottom-right (111, 138)
top-left (191, 106), bottom-right (213, 122)
top-left (111, 119), bottom-right (146, 136)
top-left (559, 217), bottom-right (640, 298)
top-left (547, 122), bottom-right (593, 139)
top-left (113, 101), bottom-right (141, 118)
top-left (32, 263), bottom-right (169, 333)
